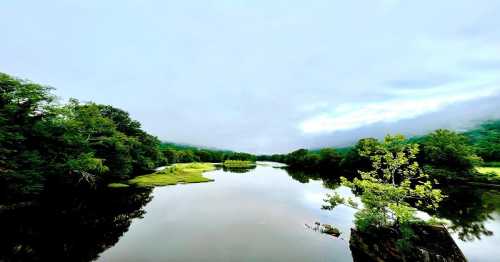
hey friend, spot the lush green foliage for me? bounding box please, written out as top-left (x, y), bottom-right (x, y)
top-left (258, 147), bottom-right (345, 172)
top-left (465, 120), bottom-right (500, 162)
top-left (0, 73), bottom-right (163, 203)
top-left (419, 129), bottom-right (482, 172)
top-left (160, 142), bottom-right (256, 164)
top-left (127, 163), bottom-right (215, 187)
top-left (324, 135), bottom-right (444, 248)
top-left (476, 167), bottom-right (500, 177)
top-left (222, 160), bottom-right (256, 168)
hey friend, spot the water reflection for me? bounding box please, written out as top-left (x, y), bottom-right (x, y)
top-left (97, 165), bottom-right (353, 262)
top-left (221, 165), bottom-right (257, 173)
top-left (286, 167), bottom-right (500, 243)
top-left (284, 167), bottom-right (500, 261)
top-left (433, 186), bottom-right (500, 241)
top-left (1, 164), bottom-right (499, 261)
top-left (0, 187), bottom-right (152, 262)
top-left (285, 168), bottom-right (341, 189)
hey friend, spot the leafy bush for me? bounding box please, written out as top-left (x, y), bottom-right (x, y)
top-left (324, 135), bottom-right (444, 249)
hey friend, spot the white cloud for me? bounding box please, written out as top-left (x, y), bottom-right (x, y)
top-left (300, 83), bottom-right (500, 134)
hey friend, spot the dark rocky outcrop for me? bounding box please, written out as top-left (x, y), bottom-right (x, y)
top-left (349, 224), bottom-right (467, 262)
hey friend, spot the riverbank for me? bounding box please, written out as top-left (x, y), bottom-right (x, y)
top-left (122, 163), bottom-right (216, 187)
top-left (477, 166), bottom-right (500, 176)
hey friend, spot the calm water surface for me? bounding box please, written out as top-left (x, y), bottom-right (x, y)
top-left (1, 162), bottom-right (499, 261)
top-left (98, 163), bottom-right (356, 262)
top-left (97, 163), bottom-right (500, 262)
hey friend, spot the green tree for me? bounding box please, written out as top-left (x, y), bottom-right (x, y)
top-left (466, 120), bottom-right (500, 162)
top-left (0, 73), bottom-right (55, 200)
top-left (419, 129), bottom-right (482, 172)
top-left (161, 148), bottom-right (178, 164)
top-left (318, 148), bottom-right (342, 171)
top-left (324, 135), bottom-right (444, 247)
top-left (0, 73), bottom-right (163, 203)
top-left (340, 138), bottom-right (380, 173)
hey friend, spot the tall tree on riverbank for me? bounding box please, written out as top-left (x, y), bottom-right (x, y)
top-left (419, 129), bottom-right (482, 172)
top-left (324, 135), bottom-right (444, 248)
top-left (0, 73), bottom-right (55, 200)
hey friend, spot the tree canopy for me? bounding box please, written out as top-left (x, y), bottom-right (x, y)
top-left (324, 135), bottom-right (444, 249)
top-left (465, 120), bottom-right (500, 163)
top-left (419, 129), bottom-right (482, 172)
top-left (0, 73), bottom-right (163, 203)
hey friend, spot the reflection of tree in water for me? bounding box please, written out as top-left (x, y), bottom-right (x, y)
top-left (284, 168), bottom-right (341, 189)
top-left (432, 186), bottom-right (500, 241)
top-left (0, 187), bottom-right (153, 262)
top-left (222, 166), bottom-right (256, 174)
top-left (285, 166), bottom-right (500, 243)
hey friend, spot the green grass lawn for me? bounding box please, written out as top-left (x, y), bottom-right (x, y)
top-left (127, 163), bottom-right (216, 187)
top-left (476, 166), bottom-right (500, 178)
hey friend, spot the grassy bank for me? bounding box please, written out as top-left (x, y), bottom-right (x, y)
top-left (108, 183), bottom-right (130, 188)
top-left (127, 163), bottom-right (216, 187)
top-left (222, 160), bottom-right (256, 168)
top-left (477, 166), bottom-right (500, 177)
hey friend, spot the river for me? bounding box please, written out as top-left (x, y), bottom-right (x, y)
top-left (98, 163), bottom-right (500, 261)
top-left (1, 162), bottom-right (499, 261)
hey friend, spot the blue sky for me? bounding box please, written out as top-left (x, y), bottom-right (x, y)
top-left (1, 0), bottom-right (500, 153)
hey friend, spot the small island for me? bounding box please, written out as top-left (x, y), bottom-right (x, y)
top-left (222, 160), bottom-right (257, 168)
top-left (126, 163), bottom-right (216, 187)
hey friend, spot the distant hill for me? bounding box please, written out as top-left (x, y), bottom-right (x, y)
top-left (160, 142), bottom-right (233, 153)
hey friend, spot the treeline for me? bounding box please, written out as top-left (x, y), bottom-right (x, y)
top-left (1, 73), bottom-right (165, 203)
top-left (159, 142), bottom-right (256, 164)
top-left (258, 122), bottom-right (500, 177)
top-left (464, 120), bottom-right (500, 164)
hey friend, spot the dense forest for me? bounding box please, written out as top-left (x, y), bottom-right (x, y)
top-left (159, 142), bottom-right (256, 164)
